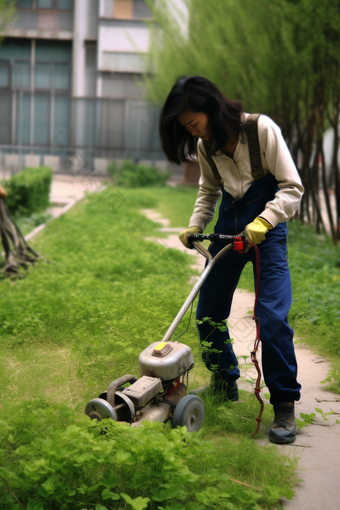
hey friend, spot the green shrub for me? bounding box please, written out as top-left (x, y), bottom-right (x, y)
top-left (0, 399), bottom-right (295, 510)
top-left (2, 166), bottom-right (52, 217)
top-left (107, 160), bottom-right (171, 187)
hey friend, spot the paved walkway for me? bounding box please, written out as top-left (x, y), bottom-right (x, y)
top-left (26, 175), bottom-right (87, 241)
top-left (142, 208), bottom-right (340, 510)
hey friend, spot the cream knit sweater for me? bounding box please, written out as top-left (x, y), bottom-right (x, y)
top-left (189, 113), bottom-right (304, 232)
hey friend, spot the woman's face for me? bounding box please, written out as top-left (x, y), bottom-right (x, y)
top-left (177, 110), bottom-right (212, 140)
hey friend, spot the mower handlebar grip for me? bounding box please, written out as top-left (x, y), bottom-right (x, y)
top-left (188, 233), bottom-right (244, 246)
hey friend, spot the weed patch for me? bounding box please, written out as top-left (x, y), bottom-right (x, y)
top-left (0, 398), bottom-right (297, 510)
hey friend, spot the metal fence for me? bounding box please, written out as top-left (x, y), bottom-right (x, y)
top-left (0, 95), bottom-right (170, 177)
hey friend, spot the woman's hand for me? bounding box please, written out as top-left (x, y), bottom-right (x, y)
top-left (243, 217), bottom-right (273, 251)
top-left (179, 226), bottom-right (202, 248)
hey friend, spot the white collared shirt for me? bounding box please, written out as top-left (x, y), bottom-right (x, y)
top-left (189, 113), bottom-right (304, 231)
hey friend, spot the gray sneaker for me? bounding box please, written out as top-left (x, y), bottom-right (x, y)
top-left (269, 402), bottom-right (297, 444)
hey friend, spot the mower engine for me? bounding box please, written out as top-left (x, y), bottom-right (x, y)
top-left (85, 341), bottom-right (205, 432)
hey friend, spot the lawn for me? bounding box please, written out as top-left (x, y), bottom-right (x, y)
top-left (0, 185), bottom-right (300, 509)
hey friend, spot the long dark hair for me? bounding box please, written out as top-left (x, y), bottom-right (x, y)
top-left (159, 76), bottom-right (245, 164)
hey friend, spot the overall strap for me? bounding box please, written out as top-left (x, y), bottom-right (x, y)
top-left (245, 113), bottom-right (265, 180)
top-left (202, 113), bottom-right (265, 184)
top-left (202, 139), bottom-right (224, 186)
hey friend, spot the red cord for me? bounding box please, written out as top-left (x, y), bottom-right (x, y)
top-left (247, 240), bottom-right (264, 437)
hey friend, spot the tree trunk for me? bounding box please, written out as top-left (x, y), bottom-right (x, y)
top-left (331, 119), bottom-right (340, 240)
top-left (320, 144), bottom-right (337, 244)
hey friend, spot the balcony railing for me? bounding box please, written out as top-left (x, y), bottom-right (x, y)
top-left (0, 9), bottom-right (74, 33)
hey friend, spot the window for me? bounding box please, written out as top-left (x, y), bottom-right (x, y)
top-left (16, 0), bottom-right (33, 7)
top-left (114, 0), bottom-right (133, 19)
top-left (103, 0), bottom-right (152, 19)
top-left (34, 95), bottom-right (50, 144)
top-left (17, 94), bottom-right (31, 144)
top-left (36, 0), bottom-right (73, 9)
top-left (35, 63), bottom-right (51, 89)
top-left (75, 99), bottom-right (96, 147)
top-left (85, 42), bottom-right (97, 68)
top-left (0, 38), bottom-right (31, 60)
top-left (54, 64), bottom-right (70, 89)
top-left (95, 100), bottom-right (125, 148)
top-left (0, 93), bottom-right (12, 143)
top-left (133, 0), bottom-right (152, 19)
top-left (54, 96), bottom-right (70, 144)
top-left (0, 40), bottom-right (71, 92)
top-left (0, 38), bottom-right (73, 150)
top-left (35, 40), bottom-right (71, 62)
top-left (12, 62), bottom-right (31, 89)
top-left (57, 0), bottom-right (73, 9)
top-left (85, 42), bottom-right (97, 97)
top-left (0, 64), bottom-right (10, 88)
top-left (102, 52), bottom-right (146, 73)
top-left (0, 40), bottom-right (31, 91)
top-left (102, 72), bottom-right (145, 98)
top-left (35, 41), bottom-right (71, 92)
top-left (37, 0), bottom-right (53, 8)
top-left (35, 63), bottom-right (70, 90)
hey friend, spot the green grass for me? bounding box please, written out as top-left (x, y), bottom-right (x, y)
top-left (153, 186), bottom-right (201, 228)
top-left (15, 210), bottom-right (53, 236)
top-left (0, 186), bottom-right (298, 509)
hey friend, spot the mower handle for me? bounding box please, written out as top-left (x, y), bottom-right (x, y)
top-left (187, 232), bottom-right (245, 246)
top-left (187, 233), bottom-right (246, 260)
top-left (161, 234), bottom-right (245, 343)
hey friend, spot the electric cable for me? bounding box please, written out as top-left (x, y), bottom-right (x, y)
top-left (248, 240), bottom-right (264, 437)
top-left (171, 296), bottom-right (196, 342)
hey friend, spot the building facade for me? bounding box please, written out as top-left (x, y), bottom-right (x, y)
top-left (0, 0), bottom-right (168, 176)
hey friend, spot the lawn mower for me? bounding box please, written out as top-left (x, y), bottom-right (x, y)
top-left (85, 234), bottom-right (254, 433)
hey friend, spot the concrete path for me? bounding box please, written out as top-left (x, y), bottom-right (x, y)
top-left (142, 208), bottom-right (340, 510)
top-left (26, 175), bottom-right (87, 241)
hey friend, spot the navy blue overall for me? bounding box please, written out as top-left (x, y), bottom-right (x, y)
top-left (196, 173), bottom-right (301, 405)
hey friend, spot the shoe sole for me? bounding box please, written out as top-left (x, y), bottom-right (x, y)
top-left (269, 432), bottom-right (296, 444)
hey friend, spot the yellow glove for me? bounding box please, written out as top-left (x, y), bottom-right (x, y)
top-left (244, 217), bottom-right (273, 245)
top-left (179, 226), bottom-right (202, 249)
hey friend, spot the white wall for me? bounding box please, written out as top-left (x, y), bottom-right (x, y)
top-left (97, 21), bottom-right (150, 72)
top-left (99, 24), bottom-right (149, 53)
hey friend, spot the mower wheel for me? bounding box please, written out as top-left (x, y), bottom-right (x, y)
top-left (172, 395), bottom-right (205, 432)
top-left (85, 398), bottom-right (118, 422)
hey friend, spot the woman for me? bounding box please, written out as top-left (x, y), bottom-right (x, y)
top-left (159, 76), bottom-right (304, 444)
